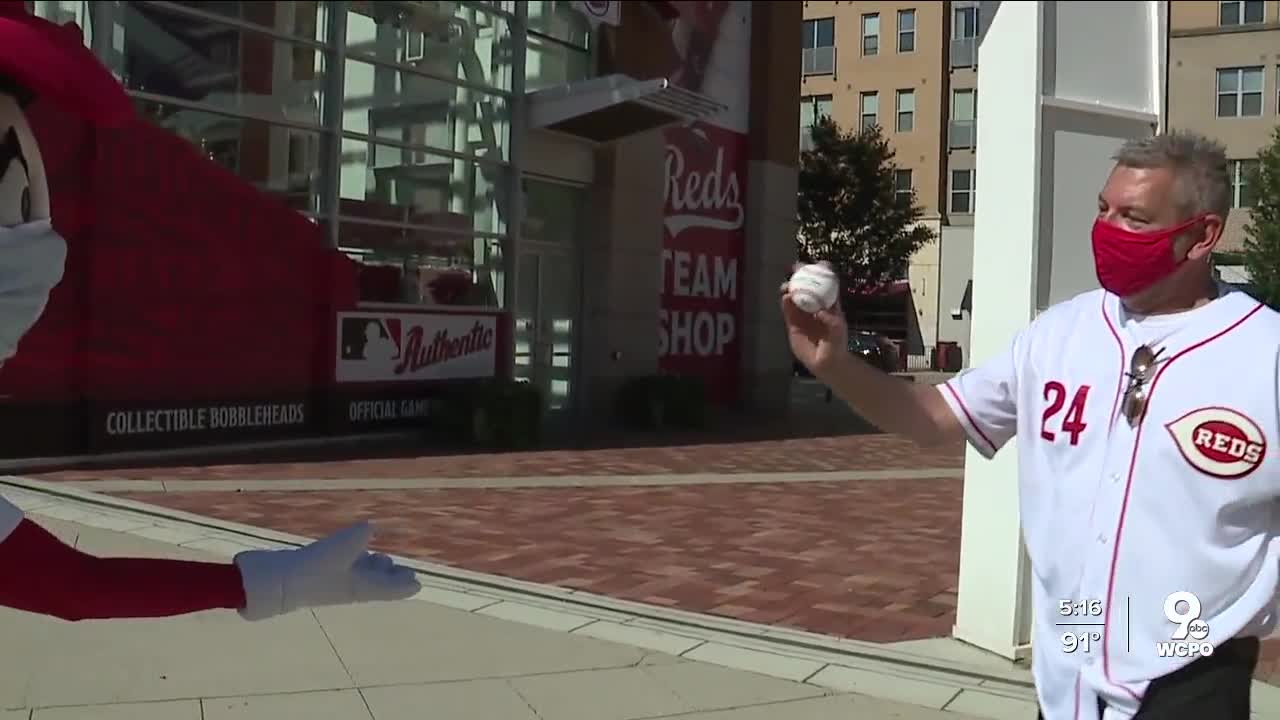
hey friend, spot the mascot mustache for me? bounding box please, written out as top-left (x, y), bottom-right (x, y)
top-left (0, 127), bottom-right (30, 223)
top-left (0, 93), bottom-right (44, 227)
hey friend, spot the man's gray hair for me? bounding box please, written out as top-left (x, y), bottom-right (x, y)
top-left (1112, 131), bottom-right (1231, 221)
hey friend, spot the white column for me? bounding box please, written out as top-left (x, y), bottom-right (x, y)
top-left (951, 0), bottom-right (1041, 661)
top-left (954, 0), bottom-right (1167, 661)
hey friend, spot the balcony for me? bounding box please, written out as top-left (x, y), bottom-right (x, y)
top-left (950, 37), bottom-right (977, 69)
top-left (949, 119), bottom-right (976, 150)
top-left (802, 46), bottom-right (836, 76)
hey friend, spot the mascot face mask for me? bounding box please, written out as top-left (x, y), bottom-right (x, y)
top-left (0, 81), bottom-right (67, 364)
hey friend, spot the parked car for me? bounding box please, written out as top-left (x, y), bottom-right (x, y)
top-left (793, 330), bottom-right (898, 376)
top-left (848, 331), bottom-right (899, 373)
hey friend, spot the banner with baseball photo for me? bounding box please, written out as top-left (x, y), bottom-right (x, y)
top-left (654, 1), bottom-right (752, 405)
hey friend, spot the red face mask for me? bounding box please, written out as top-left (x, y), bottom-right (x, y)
top-left (1090, 215), bottom-right (1206, 297)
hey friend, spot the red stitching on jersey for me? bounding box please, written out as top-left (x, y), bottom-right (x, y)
top-left (943, 381), bottom-right (997, 453)
top-left (1086, 296), bottom-right (1130, 534)
top-left (1101, 295), bottom-right (1126, 434)
top-left (1101, 300), bottom-right (1265, 703)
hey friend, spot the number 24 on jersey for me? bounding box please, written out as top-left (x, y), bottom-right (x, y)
top-left (1041, 381), bottom-right (1091, 445)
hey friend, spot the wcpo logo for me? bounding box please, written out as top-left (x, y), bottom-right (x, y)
top-left (1165, 407), bottom-right (1266, 480)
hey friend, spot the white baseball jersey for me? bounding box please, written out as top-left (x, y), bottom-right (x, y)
top-left (939, 286), bottom-right (1280, 720)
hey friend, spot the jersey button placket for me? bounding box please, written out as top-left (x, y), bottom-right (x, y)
top-left (1099, 429), bottom-right (1140, 684)
top-left (1081, 433), bottom-right (1135, 651)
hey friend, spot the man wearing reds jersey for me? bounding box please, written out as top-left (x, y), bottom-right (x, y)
top-left (785, 130), bottom-right (1280, 720)
top-left (0, 2), bottom-right (420, 624)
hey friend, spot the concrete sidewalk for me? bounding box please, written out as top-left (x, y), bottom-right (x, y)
top-left (0, 517), bottom-right (978, 720)
top-left (1, 477), bottom-right (1276, 720)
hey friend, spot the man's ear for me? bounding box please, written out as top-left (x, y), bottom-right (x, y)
top-left (0, 92), bottom-right (47, 227)
top-left (1182, 214), bottom-right (1224, 263)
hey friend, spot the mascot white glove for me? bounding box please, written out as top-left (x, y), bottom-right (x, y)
top-left (233, 521), bottom-right (421, 621)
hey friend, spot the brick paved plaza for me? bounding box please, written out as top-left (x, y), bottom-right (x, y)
top-left (29, 426), bottom-right (1280, 686)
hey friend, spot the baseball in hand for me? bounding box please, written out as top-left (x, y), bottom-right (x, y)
top-left (788, 264), bottom-right (839, 314)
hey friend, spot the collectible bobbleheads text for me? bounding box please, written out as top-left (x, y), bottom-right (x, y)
top-left (1058, 598), bottom-right (1104, 654)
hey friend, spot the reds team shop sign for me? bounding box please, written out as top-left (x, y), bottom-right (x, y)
top-left (658, 124), bottom-right (748, 404)
top-left (655, 0), bottom-right (752, 406)
top-left (335, 312), bottom-right (498, 383)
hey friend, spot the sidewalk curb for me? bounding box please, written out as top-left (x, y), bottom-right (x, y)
top-left (0, 474), bottom-right (1041, 716)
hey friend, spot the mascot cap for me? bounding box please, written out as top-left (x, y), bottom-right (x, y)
top-left (0, 0), bottom-right (134, 127)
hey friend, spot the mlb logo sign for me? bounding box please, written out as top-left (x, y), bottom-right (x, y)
top-left (340, 316), bottom-right (404, 364)
top-left (335, 312), bottom-right (498, 383)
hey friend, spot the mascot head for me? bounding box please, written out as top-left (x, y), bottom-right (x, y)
top-left (0, 1), bottom-right (133, 362)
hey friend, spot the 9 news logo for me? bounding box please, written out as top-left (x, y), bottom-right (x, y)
top-left (1156, 591), bottom-right (1213, 658)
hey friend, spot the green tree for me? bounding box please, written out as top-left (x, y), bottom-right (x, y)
top-left (797, 115), bottom-right (935, 294)
top-left (1242, 126), bottom-right (1280, 308)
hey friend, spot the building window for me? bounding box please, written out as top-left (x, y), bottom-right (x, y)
top-left (527, 1), bottom-right (592, 48)
top-left (525, 1), bottom-right (594, 91)
top-left (897, 9), bottom-right (916, 53)
top-left (345, 3), bottom-right (514, 91)
top-left (860, 92), bottom-right (879, 132)
top-left (1217, 67), bottom-right (1264, 117)
top-left (896, 90), bottom-right (915, 132)
top-left (950, 169), bottom-right (976, 214)
top-left (1220, 0), bottom-right (1265, 25)
top-left (951, 5), bottom-right (980, 68)
top-left (404, 31), bottom-right (425, 62)
top-left (955, 5), bottom-right (980, 39)
top-left (1231, 159), bottom-right (1260, 208)
top-left (862, 14), bottom-right (880, 56)
top-left (802, 17), bottom-right (836, 75)
top-left (949, 89), bottom-right (977, 149)
top-left (894, 170), bottom-right (914, 206)
top-left (526, 33), bottom-right (594, 91)
top-left (800, 95), bottom-right (833, 150)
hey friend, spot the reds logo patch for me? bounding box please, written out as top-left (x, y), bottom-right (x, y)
top-left (1165, 407), bottom-right (1266, 480)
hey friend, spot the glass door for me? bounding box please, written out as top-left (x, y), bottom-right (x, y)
top-left (514, 246), bottom-right (579, 416)
top-left (539, 249), bottom-right (576, 412)
top-left (515, 178), bottom-right (584, 422)
top-left (513, 252), bottom-right (541, 384)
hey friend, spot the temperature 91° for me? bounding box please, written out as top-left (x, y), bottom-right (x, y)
top-left (1062, 631), bottom-right (1101, 654)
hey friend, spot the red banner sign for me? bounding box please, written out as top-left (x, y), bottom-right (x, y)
top-left (658, 122), bottom-right (747, 404)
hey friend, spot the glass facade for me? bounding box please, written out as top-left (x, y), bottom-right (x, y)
top-left (24, 0), bottom-right (602, 311)
top-left (524, 1), bottom-right (592, 91)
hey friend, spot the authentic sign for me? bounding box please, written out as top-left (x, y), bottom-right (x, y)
top-left (335, 311), bottom-right (498, 383)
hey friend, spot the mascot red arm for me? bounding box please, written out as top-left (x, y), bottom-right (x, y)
top-left (0, 2), bottom-right (420, 622)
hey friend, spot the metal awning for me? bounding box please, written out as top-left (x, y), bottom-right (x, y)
top-left (526, 74), bottom-right (727, 144)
